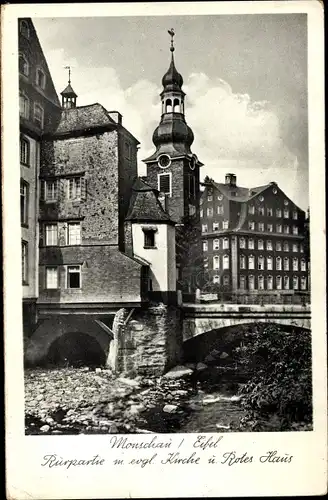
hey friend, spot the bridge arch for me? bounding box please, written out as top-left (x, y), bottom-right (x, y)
top-left (24, 316), bottom-right (114, 367)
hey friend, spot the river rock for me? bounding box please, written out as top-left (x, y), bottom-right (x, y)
top-left (196, 362), bottom-right (208, 371)
top-left (216, 423), bottom-right (231, 430)
top-left (40, 425), bottom-right (50, 433)
top-left (220, 352), bottom-right (229, 359)
top-left (117, 377), bottom-right (140, 387)
top-left (163, 366), bottom-right (193, 379)
top-left (95, 368), bottom-right (102, 373)
top-left (163, 404), bottom-right (178, 413)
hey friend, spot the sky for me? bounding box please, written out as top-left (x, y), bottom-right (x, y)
top-left (33, 14), bottom-right (308, 210)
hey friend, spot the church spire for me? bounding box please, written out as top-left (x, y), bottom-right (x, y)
top-left (60, 66), bottom-right (78, 109)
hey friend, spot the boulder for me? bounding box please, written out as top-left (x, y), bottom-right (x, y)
top-left (196, 362), bottom-right (208, 371)
top-left (220, 352), bottom-right (229, 359)
top-left (117, 377), bottom-right (140, 387)
top-left (163, 404), bottom-right (178, 413)
top-left (163, 366), bottom-right (193, 379)
top-left (40, 425), bottom-right (50, 433)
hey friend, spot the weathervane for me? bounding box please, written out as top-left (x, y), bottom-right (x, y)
top-left (64, 65), bottom-right (71, 84)
top-left (168, 28), bottom-right (175, 52)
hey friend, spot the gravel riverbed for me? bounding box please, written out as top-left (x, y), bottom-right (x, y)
top-left (25, 367), bottom-right (245, 434)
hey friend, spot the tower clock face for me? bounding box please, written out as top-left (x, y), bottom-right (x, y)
top-left (157, 154), bottom-right (171, 169)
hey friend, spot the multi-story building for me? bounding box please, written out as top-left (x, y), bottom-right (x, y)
top-left (200, 173), bottom-right (308, 293)
top-left (19, 18), bottom-right (61, 334)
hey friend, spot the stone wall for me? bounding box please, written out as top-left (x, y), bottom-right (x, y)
top-left (109, 304), bottom-right (183, 376)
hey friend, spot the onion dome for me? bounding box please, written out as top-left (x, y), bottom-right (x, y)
top-left (153, 118), bottom-right (194, 149)
top-left (161, 56), bottom-right (183, 91)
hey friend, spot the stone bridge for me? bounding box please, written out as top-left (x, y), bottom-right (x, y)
top-left (182, 303), bottom-right (311, 341)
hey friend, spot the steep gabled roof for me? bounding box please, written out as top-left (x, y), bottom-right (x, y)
top-left (125, 178), bottom-right (174, 224)
top-left (51, 103), bottom-right (117, 136)
top-left (212, 181), bottom-right (272, 202)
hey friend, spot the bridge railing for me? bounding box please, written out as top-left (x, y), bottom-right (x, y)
top-left (199, 292), bottom-right (310, 306)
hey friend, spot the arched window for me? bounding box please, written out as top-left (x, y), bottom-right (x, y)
top-left (284, 257), bottom-right (289, 271)
top-left (293, 257), bottom-right (299, 271)
top-left (276, 256), bottom-right (282, 271)
top-left (267, 275), bottom-right (273, 290)
top-left (19, 53), bottom-right (29, 76)
top-left (202, 240), bottom-right (208, 252)
top-left (173, 98), bottom-right (180, 112)
top-left (213, 255), bottom-right (220, 270)
top-left (248, 238), bottom-right (254, 250)
top-left (267, 255), bottom-right (273, 270)
top-left (301, 258), bottom-right (306, 271)
top-left (239, 237), bottom-right (246, 248)
top-left (240, 275), bottom-right (246, 290)
top-left (258, 239), bottom-right (264, 250)
top-left (223, 237), bottom-right (229, 249)
top-left (213, 275), bottom-right (220, 284)
top-left (248, 255), bottom-right (255, 270)
top-left (284, 276), bottom-right (290, 289)
top-left (20, 20), bottom-right (30, 38)
top-left (240, 255), bottom-right (246, 269)
top-left (248, 275), bottom-right (255, 290)
top-left (301, 276), bottom-right (307, 290)
top-left (283, 241), bottom-right (289, 252)
top-left (293, 276), bottom-right (299, 290)
top-left (213, 239), bottom-right (220, 250)
top-left (166, 99), bottom-right (172, 113)
top-left (258, 275), bottom-right (264, 290)
top-left (223, 254), bottom-right (229, 269)
top-left (258, 255), bottom-right (264, 270)
top-left (276, 275), bottom-right (282, 290)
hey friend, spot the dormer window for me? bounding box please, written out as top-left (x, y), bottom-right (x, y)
top-left (19, 20), bottom-right (30, 38)
top-left (143, 227), bottom-right (157, 249)
top-left (36, 68), bottom-right (46, 89)
top-left (19, 53), bottom-right (29, 76)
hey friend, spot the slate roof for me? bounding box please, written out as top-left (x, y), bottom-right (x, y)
top-left (52, 103), bottom-right (117, 136)
top-left (210, 181), bottom-right (273, 202)
top-left (60, 83), bottom-right (77, 97)
top-left (125, 178), bottom-right (174, 224)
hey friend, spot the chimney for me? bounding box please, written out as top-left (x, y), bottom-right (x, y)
top-left (225, 173), bottom-right (237, 186)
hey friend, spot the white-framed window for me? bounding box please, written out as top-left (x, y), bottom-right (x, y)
top-left (283, 225), bottom-right (290, 234)
top-left (213, 239), bottom-right (220, 250)
top-left (203, 240), bottom-right (208, 252)
top-left (283, 241), bottom-right (289, 252)
top-left (44, 179), bottom-right (58, 201)
top-left (20, 180), bottom-right (29, 226)
top-left (292, 243), bottom-right (298, 252)
top-left (158, 172), bottom-right (172, 196)
top-left (45, 223), bottom-right (58, 246)
top-left (248, 255), bottom-right (255, 270)
top-left (293, 257), bottom-right (299, 271)
top-left (200, 209), bottom-right (203, 218)
top-left (292, 225), bottom-right (298, 235)
top-left (248, 238), bottom-right (254, 250)
top-left (223, 275), bottom-right (230, 286)
top-left (19, 93), bottom-right (29, 119)
top-left (35, 67), bottom-right (46, 89)
top-left (213, 222), bottom-right (219, 231)
top-left (267, 275), bottom-right (273, 290)
top-left (276, 256), bottom-right (282, 271)
top-left (67, 177), bottom-right (82, 200)
top-left (213, 255), bottom-right (220, 270)
top-left (276, 224), bottom-right (282, 233)
top-left (276, 275), bottom-right (282, 290)
top-left (276, 208), bottom-right (282, 217)
top-left (284, 209), bottom-right (289, 218)
top-left (19, 53), bottom-right (29, 76)
top-left (34, 103), bottom-right (44, 128)
top-left (267, 255), bottom-right (273, 270)
top-left (20, 136), bottom-right (30, 165)
top-left (293, 276), bottom-right (299, 290)
top-left (222, 220), bottom-right (229, 229)
top-left (207, 207), bottom-right (213, 217)
top-left (301, 276), bottom-right (307, 290)
top-left (213, 275), bottom-right (220, 285)
top-left (276, 241), bottom-right (282, 251)
top-left (300, 243), bottom-right (304, 253)
top-left (240, 255), bottom-right (246, 269)
top-left (217, 205), bottom-right (224, 215)
top-left (258, 206), bottom-right (265, 216)
top-left (67, 222), bottom-right (81, 245)
top-left (223, 254), bottom-right (229, 269)
top-left (207, 193), bottom-right (213, 202)
top-left (46, 266), bottom-right (58, 289)
top-left (301, 259), bottom-right (306, 271)
top-left (266, 240), bottom-right (273, 250)
top-left (240, 275), bottom-right (246, 290)
top-left (292, 211), bottom-right (298, 220)
top-left (22, 240), bottom-right (28, 284)
top-left (267, 224), bottom-right (273, 232)
top-left (202, 224), bottom-right (208, 233)
top-left (283, 276), bottom-right (290, 290)
top-left (248, 275), bottom-right (255, 290)
top-left (258, 255), bottom-right (265, 270)
top-left (258, 239), bottom-right (264, 250)
top-left (248, 221), bottom-right (255, 230)
top-left (248, 205), bottom-right (255, 215)
top-left (258, 222), bottom-right (265, 231)
top-left (20, 20), bottom-right (30, 38)
top-left (223, 237), bottom-right (229, 249)
top-left (239, 237), bottom-right (246, 249)
top-left (283, 257), bottom-right (289, 271)
top-left (67, 265), bottom-right (81, 289)
top-left (258, 275), bottom-right (264, 290)
top-left (267, 208), bottom-right (273, 217)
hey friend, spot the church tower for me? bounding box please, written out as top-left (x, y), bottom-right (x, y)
top-left (143, 29), bottom-right (203, 294)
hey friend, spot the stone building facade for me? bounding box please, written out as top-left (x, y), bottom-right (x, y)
top-left (200, 174), bottom-right (308, 294)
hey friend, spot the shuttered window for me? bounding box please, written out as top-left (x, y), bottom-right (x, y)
top-left (158, 173), bottom-right (171, 196)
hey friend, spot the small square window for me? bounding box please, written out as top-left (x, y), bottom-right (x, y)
top-left (143, 229), bottom-right (156, 248)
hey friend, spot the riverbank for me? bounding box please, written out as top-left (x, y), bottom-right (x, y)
top-left (25, 367), bottom-right (245, 434)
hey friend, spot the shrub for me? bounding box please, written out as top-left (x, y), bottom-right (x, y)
top-left (232, 323), bottom-right (312, 431)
